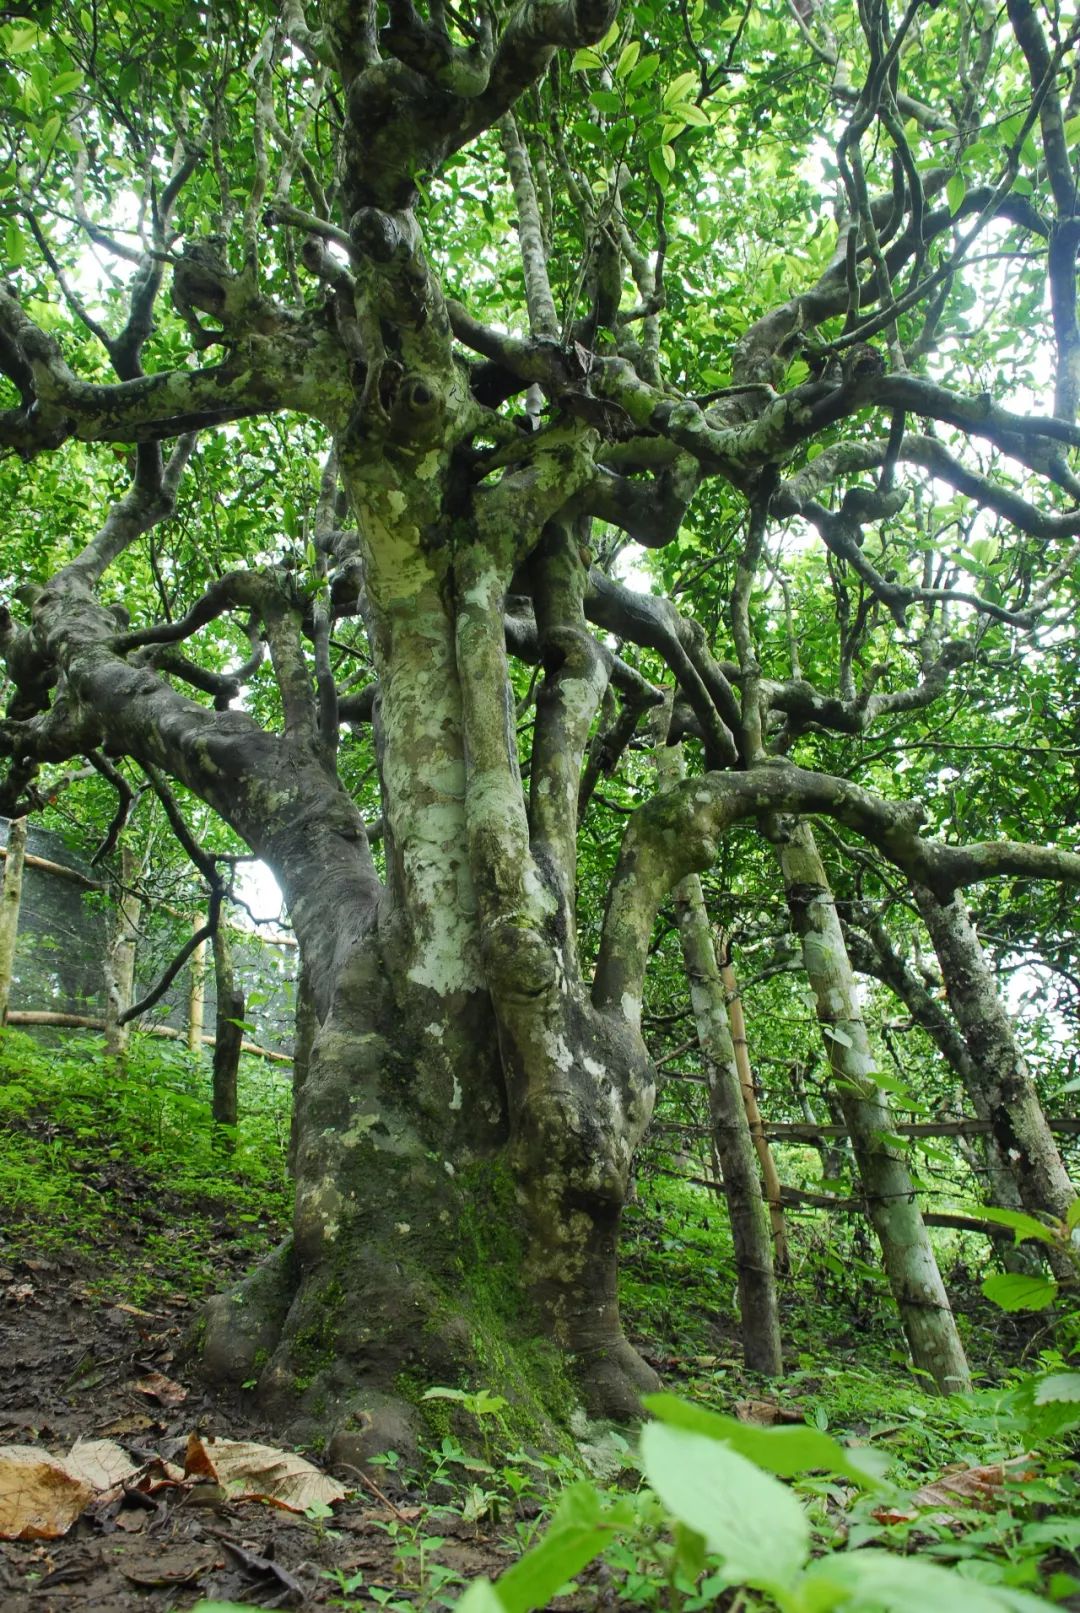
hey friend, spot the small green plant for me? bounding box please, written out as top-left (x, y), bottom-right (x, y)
top-left (452, 1395), bottom-right (1058, 1612)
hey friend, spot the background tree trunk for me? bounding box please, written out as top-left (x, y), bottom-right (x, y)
top-left (914, 883), bottom-right (1075, 1234)
top-left (104, 846), bottom-right (140, 1062)
top-left (775, 821), bottom-right (971, 1392)
top-left (211, 922), bottom-right (242, 1139)
top-left (187, 913), bottom-right (206, 1055)
top-left (672, 874), bottom-right (783, 1373)
top-left (0, 817), bottom-right (28, 1023)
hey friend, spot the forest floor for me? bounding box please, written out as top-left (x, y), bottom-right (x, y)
top-left (0, 1218), bottom-right (533, 1612)
top-left (2, 1029), bottom-right (1078, 1611)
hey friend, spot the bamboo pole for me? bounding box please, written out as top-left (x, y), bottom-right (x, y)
top-left (0, 818), bottom-right (28, 1022)
top-left (719, 948), bottom-right (790, 1271)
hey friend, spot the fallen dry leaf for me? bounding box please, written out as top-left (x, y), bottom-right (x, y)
top-left (131, 1371), bottom-right (188, 1406)
top-left (185, 1434), bottom-right (346, 1512)
top-left (65, 1439), bottom-right (139, 1493)
top-left (120, 1546), bottom-right (219, 1587)
top-left (96, 1412), bottom-right (156, 1438)
top-left (872, 1456), bottom-right (1036, 1525)
top-left (733, 1398), bottom-right (805, 1426)
top-left (0, 1446), bottom-right (94, 1540)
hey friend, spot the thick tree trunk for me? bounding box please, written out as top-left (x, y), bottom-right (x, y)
top-left (914, 883), bottom-right (1075, 1232)
top-left (104, 846), bottom-right (140, 1061)
top-left (0, 816), bottom-right (28, 1023)
top-left (201, 470), bottom-right (658, 1447)
top-left (211, 923), bottom-right (242, 1138)
top-left (719, 949), bottom-right (790, 1272)
top-left (775, 822), bottom-right (971, 1392)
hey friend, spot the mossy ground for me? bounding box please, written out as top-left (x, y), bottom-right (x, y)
top-left (0, 1028), bottom-right (291, 1301)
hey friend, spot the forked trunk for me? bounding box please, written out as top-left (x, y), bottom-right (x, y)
top-left (200, 926), bottom-right (657, 1456)
top-left (200, 422), bottom-right (659, 1450)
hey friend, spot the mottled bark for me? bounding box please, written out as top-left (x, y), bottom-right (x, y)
top-left (104, 846), bottom-right (140, 1060)
top-left (0, 817), bottom-right (28, 1023)
top-left (288, 959), bottom-right (317, 1177)
top-left (655, 735), bottom-right (781, 1371)
top-left (914, 883), bottom-right (1076, 1233)
top-left (775, 823), bottom-right (970, 1392)
top-left (843, 918), bottom-right (1032, 1230)
top-left (186, 915), bottom-right (207, 1055)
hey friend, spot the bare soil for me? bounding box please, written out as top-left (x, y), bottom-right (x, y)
top-left (0, 1230), bottom-right (527, 1611)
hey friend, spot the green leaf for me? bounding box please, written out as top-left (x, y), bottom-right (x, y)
top-left (799, 1549), bottom-right (1055, 1612)
top-left (570, 47), bottom-right (602, 70)
top-left (662, 71), bottom-right (699, 109)
top-left (1033, 1372), bottom-right (1080, 1405)
top-left (590, 89), bottom-right (622, 116)
top-left (1064, 113), bottom-right (1080, 149)
top-left (5, 217), bottom-right (26, 267)
top-left (490, 1483), bottom-right (632, 1613)
top-left (670, 102), bottom-right (710, 128)
top-left (639, 1423), bottom-right (810, 1592)
top-left (615, 41), bottom-right (640, 80)
top-left (822, 1024), bottom-right (853, 1048)
top-left (3, 23), bottom-right (40, 53)
top-left (648, 147), bottom-right (670, 189)
top-left (37, 113), bottom-right (62, 150)
top-left (981, 1272), bottom-right (1058, 1312)
top-left (643, 1394), bottom-right (889, 1486)
top-left (453, 1583), bottom-right (506, 1613)
top-left (626, 54), bottom-right (660, 90)
top-left (975, 1206), bottom-right (1059, 1246)
top-left (1066, 1195), bottom-right (1080, 1232)
top-left (946, 173), bottom-right (966, 213)
top-left (51, 70), bottom-right (83, 96)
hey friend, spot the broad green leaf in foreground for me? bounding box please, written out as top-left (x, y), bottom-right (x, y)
top-left (798, 1548), bottom-right (1056, 1612)
top-left (643, 1392), bottom-right (889, 1484)
top-left (981, 1273), bottom-right (1058, 1312)
top-left (484, 1482), bottom-right (634, 1613)
top-left (639, 1422), bottom-right (810, 1594)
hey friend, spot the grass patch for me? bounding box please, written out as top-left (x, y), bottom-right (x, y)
top-left (0, 1027), bottom-right (291, 1300)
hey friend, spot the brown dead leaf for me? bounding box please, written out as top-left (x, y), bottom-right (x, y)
top-left (734, 1399), bottom-right (804, 1426)
top-left (65, 1439), bottom-right (139, 1493)
top-left (114, 1509), bottom-right (148, 1533)
top-left (131, 1371), bottom-right (188, 1406)
top-left (913, 1456), bottom-right (1036, 1510)
top-left (121, 1546), bottom-right (218, 1587)
top-left (96, 1412), bottom-right (156, 1437)
top-left (0, 1447), bottom-right (94, 1540)
top-left (184, 1434), bottom-right (346, 1512)
top-left (872, 1456), bottom-right (1036, 1525)
top-left (112, 1303), bottom-right (160, 1321)
top-left (133, 1455), bottom-right (186, 1493)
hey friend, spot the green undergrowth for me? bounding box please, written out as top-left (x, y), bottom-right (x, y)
top-left (0, 1026), bottom-right (291, 1300)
